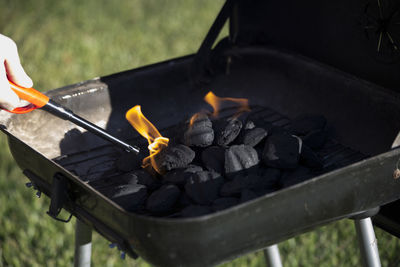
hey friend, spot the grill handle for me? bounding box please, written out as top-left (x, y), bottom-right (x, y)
top-left (47, 173), bottom-right (73, 223)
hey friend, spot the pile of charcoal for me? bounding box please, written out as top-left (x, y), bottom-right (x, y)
top-left (98, 112), bottom-right (329, 218)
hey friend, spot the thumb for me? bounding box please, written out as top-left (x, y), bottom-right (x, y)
top-left (4, 53), bottom-right (33, 89)
top-left (1, 34), bottom-right (33, 88)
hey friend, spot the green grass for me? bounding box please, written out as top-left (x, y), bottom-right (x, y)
top-left (1, 0), bottom-right (400, 266)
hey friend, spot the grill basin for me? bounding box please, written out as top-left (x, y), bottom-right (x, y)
top-left (1, 45), bottom-right (400, 266)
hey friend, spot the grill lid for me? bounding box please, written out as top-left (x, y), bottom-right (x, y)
top-left (231, 0), bottom-right (400, 90)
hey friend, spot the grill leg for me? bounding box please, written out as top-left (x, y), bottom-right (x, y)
top-left (263, 244), bottom-right (283, 267)
top-left (74, 219), bottom-right (92, 267)
top-left (354, 217), bottom-right (381, 267)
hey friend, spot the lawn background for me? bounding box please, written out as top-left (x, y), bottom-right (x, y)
top-left (1, 0), bottom-right (400, 266)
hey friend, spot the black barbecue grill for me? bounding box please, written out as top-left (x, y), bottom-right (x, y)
top-left (1, 0), bottom-right (400, 266)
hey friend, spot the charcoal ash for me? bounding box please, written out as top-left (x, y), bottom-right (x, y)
top-left (146, 184), bottom-right (181, 214)
top-left (120, 170), bottom-right (161, 191)
top-left (225, 145), bottom-right (259, 174)
top-left (279, 166), bottom-right (313, 188)
top-left (214, 118), bottom-right (243, 146)
top-left (183, 113), bottom-right (214, 147)
top-left (185, 164), bottom-right (204, 173)
top-left (102, 183), bottom-right (148, 212)
top-left (289, 114), bottom-right (326, 135)
top-left (240, 189), bottom-right (258, 203)
top-left (184, 171), bottom-right (224, 205)
top-left (152, 144), bottom-right (195, 173)
top-left (180, 205), bottom-right (212, 218)
top-left (245, 113), bottom-right (275, 132)
top-left (242, 127), bottom-right (268, 147)
top-left (212, 197), bottom-right (239, 211)
top-left (262, 133), bottom-right (300, 169)
top-left (244, 120), bottom-right (256, 130)
top-left (300, 145), bottom-right (323, 169)
top-left (201, 146), bottom-right (225, 174)
top-left (303, 129), bottom-right (328, 149)
top-left (220, 167), bottom-right (279, 197)
top-left (163, 165), bottom-right (203, 186)
top-left (116, 171), bottom-right (139, 184)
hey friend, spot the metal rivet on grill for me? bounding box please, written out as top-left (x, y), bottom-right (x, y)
top-left (393, 168), bottom-right (400, 179)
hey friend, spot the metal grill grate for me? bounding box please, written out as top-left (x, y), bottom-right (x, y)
top-left (54, 106), bottom-right (366, 186)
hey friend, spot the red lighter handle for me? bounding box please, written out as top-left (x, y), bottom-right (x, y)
top-left (2, 81), bottom-right (50, 114)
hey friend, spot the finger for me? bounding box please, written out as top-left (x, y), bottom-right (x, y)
top-left (1, 35), bottom-right (33, 88)
top-left (17, 99), bottom-right (31, 107)
top-left (0, 62), bottom-right (20, 110)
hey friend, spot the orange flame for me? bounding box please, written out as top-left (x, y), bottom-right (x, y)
top-left (204, 91), bottom-right (250, 118)
top-left (126, 105), bottom-right (169, 173)
top-left (188, 112), bottom-right (207, 128)
top-left (188, 91), bottom-right (250, 129)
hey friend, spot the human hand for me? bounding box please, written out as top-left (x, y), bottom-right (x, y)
top-left (0, 34), bottom-right (33, 110)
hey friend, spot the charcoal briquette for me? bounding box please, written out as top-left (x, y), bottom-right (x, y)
top-left (225, 145), bottom-right (259, 174)
top-left (242, 127), bottom-right (268, 147)
top-left (220, 178), bottom-right (247, 197)
top-left (183, 113), bottom-right (214, 147)
top-left (300, 145), bottom-right (323, 169)
top-left (303, 129), bottom-right (328, 149)
top-left (115, 152), bottom-right (142, 172)
top-left (153, 144), bottom-right (195, 173)
top-left (240, 189), bottom-right (258, 203)
top-left (290, 114), bottom-right (326, 135)
top-left (178, 192), bottom-right (195, 207)
top-left (136, 170), bottom-right (160, 189)
top-left (180, 205), bottom-right (212, 217)
top-left (163, 165), bottom-right (203, 186)
top-left (163, 169), bottom-right (187, 186)
top-left (212, 197), bottom-right (238, 211)
top-left (215, 118), bottom-right (243, 146)
top-left (201, 146), bottom-right (225, 174)
top-left (220, 167), bottom-right (278, 197)
top-left (279, 166), bottom-right (313, 188)
top-left (184, 171), bottom-right (224, 205)
top-left (262, 133), bottom-right (300, 169)
top-left (259, 168), bottom-right (281, 187)
top-left (146, 184), bottom-right (181, 214)
top-left (105, 183), bottom-right (148, 212)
